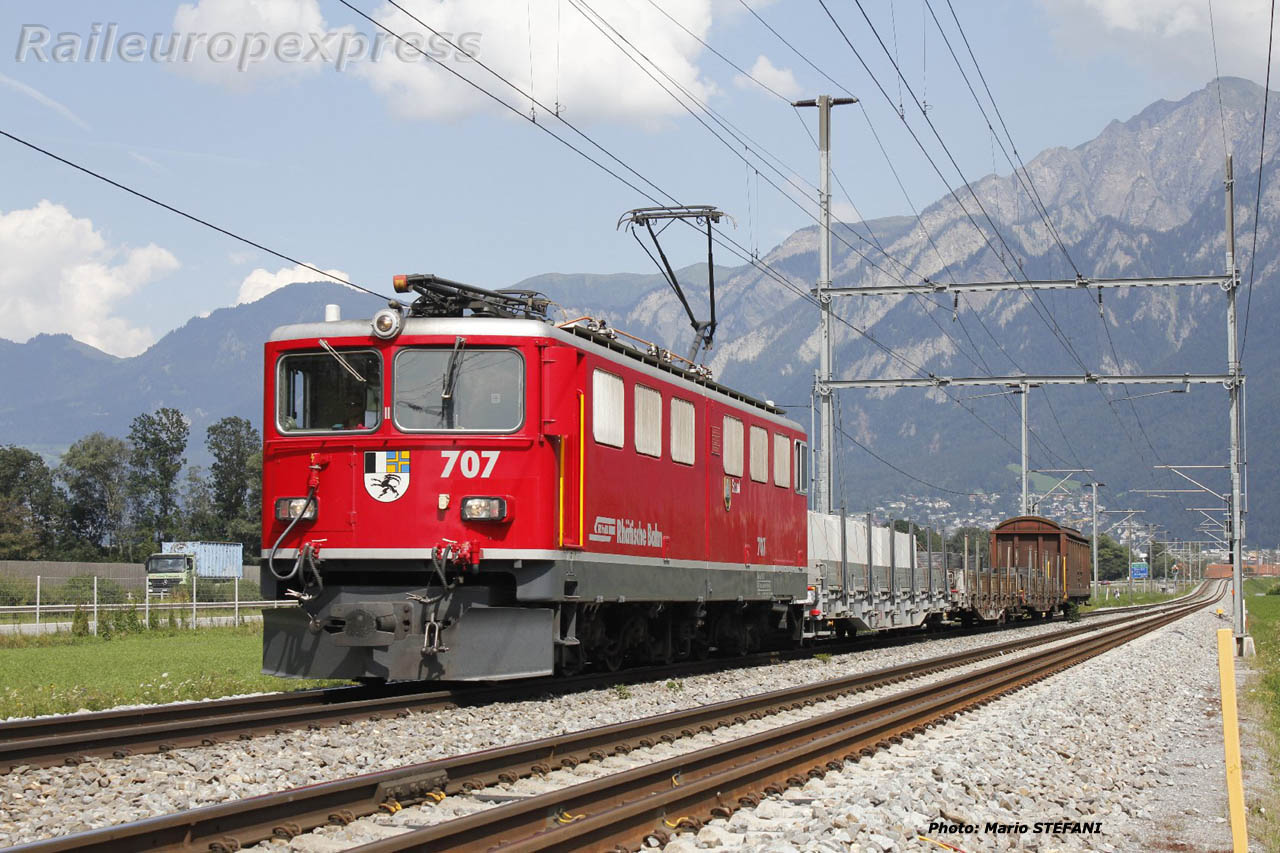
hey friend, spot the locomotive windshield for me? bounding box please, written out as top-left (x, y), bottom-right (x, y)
top-left (277, 350), bottom-right (382, 432)
top-left (394, 347), bottom-right (523, 431)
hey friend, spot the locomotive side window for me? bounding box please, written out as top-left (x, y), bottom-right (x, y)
top-left (394, 347), bottom-right (523, 432)
top-left (277, 350), bottom-right (382, 433)
top-left (722, 416), bottom-right (743, 477)
top-left (634, 385), bottom-right (662, 458)
top-left (670, 398), bottom-right (695, 465)
top-left (773, 433), bottom-right (790, 487)
top-left (794, 439), bottom-right (809, 494)
top-left (748, 426), bottom-right (768, 483)
top-left (592, 369), bottom-right (625, 448)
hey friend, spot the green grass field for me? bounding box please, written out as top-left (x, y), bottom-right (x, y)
top-left (0, 624), bottom-right (346, 719)
top-left (1241, 578), bottom-right (1280, 847)
top-left (1081, 587), bottom-right (1186, 611)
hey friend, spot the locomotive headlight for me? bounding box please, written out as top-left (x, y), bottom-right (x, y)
top-left (275, 497), bottom-right (318, 521)
top-left (371, 307), bottom-right (403, 340)
top-left (460, 497), bottom-right (508, 521)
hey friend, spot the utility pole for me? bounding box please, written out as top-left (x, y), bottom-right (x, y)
top-left (1225, 154), bottom-right (1251, 655)
top-left (794, 94), bottom-right (857, 514)
top-left (1137, 523), bottom-right (1164, 592)
top-left (1127, 516), bottom-right (1135, 602)
top-left (1089, 481), bottom-right (1104, 598)
top-left (1020, 383), bottom-right (1029, 515)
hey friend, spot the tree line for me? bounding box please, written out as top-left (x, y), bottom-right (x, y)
top-left (0, 409), bottom-right (260, 562)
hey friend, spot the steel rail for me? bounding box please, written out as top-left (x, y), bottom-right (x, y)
top-left (350, 598), bottom-right (1211, 852)
top-left (0, 585), bottom-right (1208, 772)
top-left (8, 589), bottom-right (1218, 853)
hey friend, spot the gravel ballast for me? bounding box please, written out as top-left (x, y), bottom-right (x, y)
top-left (0, 616), bottom-right (1132, 846)
top-left (655, 605), bottom-right (1256, 853)
top-left (239, 624), bottom-right (1142, 851)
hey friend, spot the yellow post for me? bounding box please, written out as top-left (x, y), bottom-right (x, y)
top-left (1217, 627), bottom-right (1248, 851)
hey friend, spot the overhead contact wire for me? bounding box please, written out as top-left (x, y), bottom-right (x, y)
top-left (0, 129), bottom-right (392, 302)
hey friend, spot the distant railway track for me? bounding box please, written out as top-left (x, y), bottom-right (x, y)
top-left (8, 586), bottom-right (1219, 853)
top-left (0, 585), bottom-right (1208, 773)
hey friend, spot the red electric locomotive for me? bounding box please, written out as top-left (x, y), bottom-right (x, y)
top-left (261, 276), bottom-right (810, 681)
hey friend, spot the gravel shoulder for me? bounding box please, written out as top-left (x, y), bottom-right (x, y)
top-left (655, 605), bottom-right (1260, 853)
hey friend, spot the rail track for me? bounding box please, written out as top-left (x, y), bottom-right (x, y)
top-left (10, 586), bottom-right (1218, 853)
top-left (0, 587), bottom-right (1203, 773)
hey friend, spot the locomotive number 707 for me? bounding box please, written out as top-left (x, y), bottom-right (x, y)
top-left (440, 450), bottom-right (501, 479)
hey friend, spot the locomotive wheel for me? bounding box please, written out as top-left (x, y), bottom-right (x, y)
top-left (619, 613), bottom-right (648, 659)
top-left (600, 640), bottom-right (625, 672)
top-left (711, 613), bottom-right (749, 657)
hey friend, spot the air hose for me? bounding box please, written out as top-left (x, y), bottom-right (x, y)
top-left (267, 486), bottom-right (317, 582)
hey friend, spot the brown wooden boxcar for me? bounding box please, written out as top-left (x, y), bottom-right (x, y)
top-left (990, 516), bottom-right (1092, 605)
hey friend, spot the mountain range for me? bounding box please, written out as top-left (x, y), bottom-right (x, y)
top-left (2, 78), bottom-right (1272, 543)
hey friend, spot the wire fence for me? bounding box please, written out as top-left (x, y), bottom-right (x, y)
top-left (0, 564), bottom-right (284, 635)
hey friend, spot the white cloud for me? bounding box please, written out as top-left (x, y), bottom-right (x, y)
top-left (236, 263), bottom-right (350, 304)
top-left (0, 201), bottom-right (178, 356)
top-left (169, 0), bottom-right (720, 123)
top-left (735, 55), bottom-right (800, 100)
top-left (355, 0), bottom-right (721, 122)
top-left (171, 0), bottom-right (343, 87)
top-left (1041, 0), bottom-right (1271, 80)
top-left (355, 0), bottom-right (717, 123)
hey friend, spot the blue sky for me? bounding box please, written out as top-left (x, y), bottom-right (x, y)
top-left (0, 0), bottom-right (1271, 356)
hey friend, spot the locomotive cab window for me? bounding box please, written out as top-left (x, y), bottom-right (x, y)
top-left (794, 439), bottom-right (808, 494)
top-left (393, 347), bottom-right (523, 432)
top-left (749, 425), bottom-right (768, 483)
top-left (278, 349), bottom-right (382, 432)
top-left (722, 415), bottom-right (743, 477)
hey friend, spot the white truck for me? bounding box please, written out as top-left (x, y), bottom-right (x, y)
top-left (145, 541), bottom-right (244, 595)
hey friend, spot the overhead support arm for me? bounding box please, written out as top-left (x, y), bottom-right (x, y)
top-left (823, 273), bottom-right (1231, 297)
top-left (827, 373), bottom-right (1234, 389)
top-left (1154, 465), bottom-right (1229, 503)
